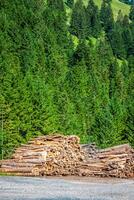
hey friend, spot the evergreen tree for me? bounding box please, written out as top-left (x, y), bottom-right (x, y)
top-left (66, 0), bottom-right (74, 8)
top-left (109, 60), bottom-right (127, 145)
top-left (100, 0), bottom-right (114, 35)
top-left (125, 56), bottom-right (134, 146)
top-left (66, 41), bottom-right (96, 142)
top-left (44, 0), bottom-right (70, 51)
top-left (109, 17), bottom-right (126, 59)
top-left (122, 15), bottom-right (133, 57)
top-left (70, 40), bottom-right (93, 68)
top-left (129, 6), bottom-right (134, 56)
top-left (69, 0), bottom-right (87, 39)
top-left (90, 38), bottom-right (114, 147)
top-left (86, 0), bottom-right (101, 37)
top-left (129, 4), bottom-right (134, 21)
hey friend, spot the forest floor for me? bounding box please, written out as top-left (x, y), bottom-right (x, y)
top-left (0, 176), bottom-right (134, 200)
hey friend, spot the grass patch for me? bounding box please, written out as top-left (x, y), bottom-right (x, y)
top-left (0, 172), bottom-right (10, 176)
top-left (77, 0), bottom-right (130, 18)
top-left (0, 172), bottom-right (17, 176)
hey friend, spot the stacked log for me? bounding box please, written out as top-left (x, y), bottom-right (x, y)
top-left (81, 143), bottom-right (98, 159)
top-left (79, 144), bottom-right (134, 178)
top-left (0, 135), bottom-right (85, 176)
top-left (0, 135), bottom-right (134, 178)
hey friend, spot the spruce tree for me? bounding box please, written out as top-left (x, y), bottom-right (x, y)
top-left (69, 0), bottom-right (87, 39)
top-left (100, 0), bottom-right (114, 35)
top-left (44, 0), bottom-right (69, 51)
top-left (109, 20), bottom-right (126, 59)
top-left (129, 4), bottom-right (134, 21)
top-left (91, 39), bottom-right (125, 147)
top-left (86, 0), bottom-right (101, 37)
top-left (70, 40), bottom-right (93, 68)
top-left (124, 56), bottom-right (134, 146)
top-left (122, 15), bottom-right (133, 57)
top-left (66, 41), bottom-right (96, 142)
top-left (66, 0), bottom-right (74, 8)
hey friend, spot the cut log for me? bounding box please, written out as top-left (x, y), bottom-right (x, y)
top-left (0, 135), bottom-right (133, 178)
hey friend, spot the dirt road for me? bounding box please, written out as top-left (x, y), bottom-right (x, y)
top-left (0, 176), bottom-right (134, 200)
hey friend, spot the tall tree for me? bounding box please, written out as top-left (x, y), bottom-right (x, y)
top-left (70, 40), bottom-right (93, 67)
top-left (100, 0), bottom-right (114, 35)
top-left (66, 0), bottom-right (74, 8)
top-left (125, 56), bottom-right (134, 146)
top-left (108, 11), bottom-right (126, 59)
top-left (86, 0), bottom-right (101, 37)
top-left (90, 38), bottom-right (114, 147)
top-left (129, 5), bottom-right (134, 56)
top-left (122, 15), bottom-right (133, 57)
top-left (44, 0), bottom-right (70, 51)
top-left (129, 4), bottom-right (134, 21)
top-left (69, 0), bottom-right (87, 39)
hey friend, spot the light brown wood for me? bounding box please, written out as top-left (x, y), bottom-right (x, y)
top-left (0, 135), bottom-right (133, 178)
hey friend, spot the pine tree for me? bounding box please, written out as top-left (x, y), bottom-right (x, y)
top-left (129, 4), bottom-right (134, 21)
top-left (91, 39), bottom-right (125, 147)
top-left (124, 56), bottom-right (134, 146)
top-left (122, 15), bottom-right (133, 57)
top-left (86, 0), bottom-right (101, 37)
top-left (69, 0), bottom-right (87, 39)
top-left (109, 18), bottom-right (126, 59)
top-left (110, 59), bottom-right (127, 145)
top-left (66, 41), bottom-right (96, 142)
top-left (44, 0), bottom-right (70, 51)
top-left (70, 40), bottom-right (93, 68)
top-left (66, 0), bottom-right (74, 8)
top-left (100, 0), bottom-right (114, 35)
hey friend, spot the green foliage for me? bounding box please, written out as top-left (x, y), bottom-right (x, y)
top-left (100, 0), bottom-right (114, 34)
top-left (66, 0), bottom-right (74, 8)
top-left (122, 15), bottom-right (133, 56)
top-left (109, 22), bottom-right (126, 59)
top-left (129, 4), bottom-right (134, 21)
top-left (88, 0), bottom-right (130, 18)
top-left (0, 0), bottom-right (134, 159)
top-left (86, 0), bottom-right (101, 37)
top-left (44, 0), bottom-right (71, 52)
top-left (69, 0), bottom-right (87, 39)
top-left (125, 56), bottom-right (134, 146)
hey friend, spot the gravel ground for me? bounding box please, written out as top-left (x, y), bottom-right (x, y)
top-left (0, 176), bottom-right (134, 200)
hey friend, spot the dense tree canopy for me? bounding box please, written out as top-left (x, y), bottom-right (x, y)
top-left (0, 0), bottom-right (134, 159)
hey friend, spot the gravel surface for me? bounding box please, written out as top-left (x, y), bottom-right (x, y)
top-left (0, 176), bottom-right (134, 200)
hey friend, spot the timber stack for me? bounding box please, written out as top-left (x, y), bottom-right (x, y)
top-left (0, 135), bottom-right (134, 178)
top-left (79, 143), bottom-right (134, 178)
top-left (0, 135), bottom-right (85, 176)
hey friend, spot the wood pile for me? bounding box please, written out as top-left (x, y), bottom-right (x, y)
top-left (81, 143), bottom-right (98, 159)
top-left (79, 144), bottom-right (134, 178)
top-left (0, 135), bottom-right (134, 178)
top-left (0, 135), bottom-right (85, 176)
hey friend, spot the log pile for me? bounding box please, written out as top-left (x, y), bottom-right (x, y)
top-left (0, 135), bottom-right (134, 178)
top-left (79, 144), bottom-right (134, 178)
top-left (81, 143), bottom-right (98, 159)
top-left (0, 135), bottom-right (85, 176)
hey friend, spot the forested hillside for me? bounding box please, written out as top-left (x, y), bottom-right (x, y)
top-left (0, 0), bottom-right (134, 159)
top-left (82, 0), bottom-right (130, 17)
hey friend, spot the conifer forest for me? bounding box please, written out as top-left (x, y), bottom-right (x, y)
top-left (0, 0), bottom-right (134, 159)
